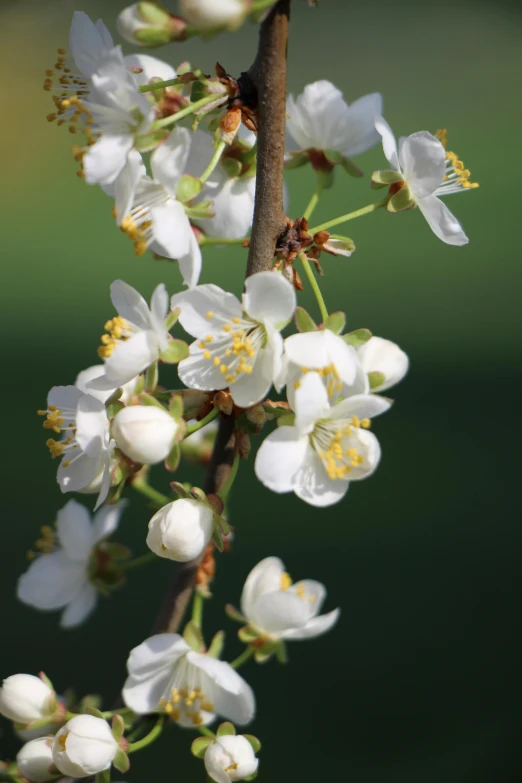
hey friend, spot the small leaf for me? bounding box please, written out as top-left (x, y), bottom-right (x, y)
top-left (160, 339), bottom-right (189, 364)
top-left (217, 722), bottom-right (236, 737)
top-left (294, 307), bottom-right (317, 333)
top-left (112, 747), bottom-right (130, 774)
top-left (368, 371), bottom-right (386, 390)
top-left (165, 308), bottom-right (180, 330)
top-left (191, 735), bottom-right (213, 758)
top-left (176, 175), bottom-right (203, 204)
top-left (85, 706), bottom-right (104, 719)
top-left (138, 392), bottom-right (164, 408)
top-left (225, 604), bottom-right (246, 623)
top-left (183, 620), bottom-right (204, 652)
top-left (341, 157), bottom-right (364, 178)
top-left (207, 630), bottom-right (225, 659)
top-left (371, 169), bottom-right (403, 185)
top-left (169, 395), bottom-right (184, 420)
top-left (243, 734), bottom-right (261, 753)
top-left (324, 311), bottom-right (346, 334)
top-left (387, 186), bottom-right (415, 213)
top-left (111, 714), bottom-right (124, 741)
top-left (343, 328), bottom-right (372, 347)
top-left (164, 442), bottom-right (181, 473)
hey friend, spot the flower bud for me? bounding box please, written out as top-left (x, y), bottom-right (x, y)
top-left (0, 674), bottom-right (54, 725)
top-left (204, 735), bottom-right (259, 783)
top-left (147, 498), bottom-right (214, 562)
top-left (16, 737), bottom-right (55, 782)
top-left (179, 0), bottom-right (248, 30)
top-left (52, 715), bottom-right (118, 778)
top-left (117, 2), bottom-right (187, 46)
top-left (112, 405), bottom-right (178, 465)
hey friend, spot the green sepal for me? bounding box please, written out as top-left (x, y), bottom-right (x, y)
top-left (95, 769), bottom-right (111, 783)
top-left (78, 693), bottom-right (102, 713)
top-left (284, 150), bottom-right (309, 170)
top-left (371, 179), bottom-right (388, 190)
top-left (38, 671), bottom-right (54, 692)
top-left (295, 306), bottom-right (317, 333)
top-left (135, 130), bottom-right (169, 151)
top-left (276, 641), bottom-right (288, 664)
top-left (207, 630), bottom-right (225, 659)
top-left (238, 626), bottom-right (260, 644)
top-left (243, 734), bottom-right (261, 753)
top-left (221, 157), bottom-right (242, 179)
top-left (343, 328), bottom-right (372, 347)
top-left (165, 308), bottom-right (180, 330)
top-left (170, 480), bottom-right (191, 499)
top-left (139, 1), bottom-right (171, 26)
top-left (176, 175), bottom-right (203, 204)
top-left (212, 527), bottom-right (225, 553)
top-left (168, 394), bottom-right (184, 420)
top-left (112, 747), bottom-right (130, 774)
top-left (183, 620), bottom-right (204, 652)
top-left (387, 186), bottom-right (415, 213)
top-left (368, 371), bottom-right (386, 390)
top-left (324, 311), bottom-right (346, 334)
top-left (164, 442), bottom-right (181, 473)
top-left (254, 639), bottom-right (281, 664)
top-left (106, 400), bottom-right (125, 419)
top-left (190, 81), bottom-right (207, 102)
top-left (189, 486), bottom-right (207, 503)
top-left (371, 169), bottom-right (403, 185)
top-left (216, 722), bottom-right (236, 737)
top-left (341, 157), bottom-right (364, 178)
top-left (316, 167), bottom-right (334, 189)
top-left (324, 149), bottom-right (343, 164)
top-left (105, 388), bottom-right (123, 405)
top-left (102, 542), bottom-right (132, 562)
top-left (276, 413), bottom-right (295, 428)
top-left (85, 706), bottom-right (104, 719)
top-left (244, 773), bottom-right (258, 781)
top-left (134, 26), bottom-right (171, 46)
top-left (111, 714), bottom-right (125, 742)
top-left (225, 604), bottom-right (246, 623)
top-left (138, 392), bottom-right (164, 408)
top-left (185, 204), bottom-right (215, 220)
top-left (145, 361), bottom-right (158, 392)
top-left (160, 339), bottom-right (189, 364)
top-left (191, 735), bottom-right (213, 758)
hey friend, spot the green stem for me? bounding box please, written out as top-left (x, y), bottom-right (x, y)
top-left (154, 94), bottom-right (221, 130)
top-left (186, 407), bottom-right (219, 436)
top-left (100, 707), bottom-right (135, 720)
top-left (309, 199), bottom-right (387, 234)
top-left (230, 646), bottom-right (255, 670)
top-left (192, 591), bottom-right (204, 628)
top-left (120, 552), bottom-right (157, 572)
top-left (139, 77), bottom-right (183, 93)
top-left (298, 252), bottom-right (329, 323)
top-left (303, 181), bottom-right (324, 222)
top-left (132, 477), bottom-right (170, 508)
top-left (200, 140), bottom-right (226, 184)
top-left (218, 452), bottom-right (239, 502)
top-left (199, 725), bottom-right (216, 738)
top-left (251, 0), bottom-right (278, 11)
top-left (127, 715), bottom-right (164, 754)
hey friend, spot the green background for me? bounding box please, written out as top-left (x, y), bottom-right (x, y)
top-left (1, 0), bottom-right (522, 780)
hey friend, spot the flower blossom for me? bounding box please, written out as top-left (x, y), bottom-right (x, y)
top-left (179, 0), bottom-right (248, 30)
top-left (0, 675), bottom-right (55, 726)
top-left (172, 271), bottom-right (296, 408)
top-left (16, 737), bottom-right (55, 783)
top-left (112, 405), bottom-right (179, 465)
top-left (255, 371), bottom-right (390, 506)
top-left (147, 498), bottom-right (215, 562)
top-left (52, 715), bottom-right (118, 778)
top-left (17, 499), bottom-right (126, 628)
top-left (204, 735), bottom-right (259, 783)
top-left (123, 633), bottom-right (255, 726)
top-left (374, 117), bottom-right (478, 245)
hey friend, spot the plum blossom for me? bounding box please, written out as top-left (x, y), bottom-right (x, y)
top-left (179, 0), bottom-right (248, 30)
top-left (52, 715), bottom-right (118, 778)
top-left (205, 735), bottom-right (259, 783)
top-left (172, 272), bottom-right (296, 408)
top-left (147, 498), bottom-right (215, 562)
top-left (0, 675), bottom-right (55, 726)
top-left (112, 405), bottom-right (179, 465)
top-left (16, 737), bottom-right (55, 782)
top-left (17, 500), bottom-right (126, 628)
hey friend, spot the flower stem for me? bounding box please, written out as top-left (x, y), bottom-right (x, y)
top-left (132, 476), bottom-right (170, 508)
top-left (127, 715), bottom-right (164, 754)
top-left (120, 552), bottom-right (157, 572)
top-left (200, 141), bottom-right (226, 184)
top-left (186, 407), bottom-right (219, 436)
top-left (251, 0), bottom-right (279, 11)
top-left (192, 590), bottom-right (204, 628)
top-left (139, 77), bottom-right (183, 93)
top-left (303, 180), bottom-right (324, 222)
top-left (218, 452), bottom-right (239, 502)
top-left (100, 707), bottom-right (135, 720)
top-left (199, 725), bottom-right (216, 738)
top-left (199, 236), bottom-right (249, 246)
top-left (298, 252), bottom-right (329, 323)
top-left (230, 646), bottom-right (255, 670)
top-left (309, 199), bottom-right (387, 234)
top-left (154, 94), bottom-right (221, 130)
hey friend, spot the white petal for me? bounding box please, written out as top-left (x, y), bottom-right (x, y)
top-left (182, 129), bottom-right (214, 180)
top-left (243, 271), bottom-right (296, 326)
top-left (284, 330), bottom-right (358, 385)
top-left (177, 346), bottom-right (228, 393)
top-left (75, 366), bottom-right (116, 402)
top-left (399, 132), bottom-right (445, 199)
top-left (331, 393), bottom-right (392, 421)
top-left (83, 134), bottom-right (134, 186)
top-left (149, 283), bottom-right (169, 349)
top-left (60, 584), bottom-right (97, 629)
top-left (104, 330), bottom-right (159, 385)
top-left (151, 202), bottom-right (192, 260)
top-left (240, 557), bottom-right (285, 618)
top-left (249, 592), bottom-right (310, 634)
top-left (293, 372), bottom-right (329, 433)
top-left (198, 175), bottom-right (256, 240)
top-left (341, 92), bottom-right (383, 158)
top-left (92, 500), bottom-right (126, 544)
top-left (357, 336), bottom-right (409, 391)
top-left (56, 500), bottom-right (93, 562)
top-left (110, 279), bottom-right (151, 329)
top-left (69, 11), bottom-right (114, 79)
top-left (286, 81), bottom-right (348, 151)
top-left (417, 194), bottom-right (469, 246)
top-left (124, 54), bottom-right (176, 86)
top-left (374, 116), bottom-right (399, 171)
top-left (281, 608), bottom-right (340, 640)
top-left (75, 394), bottom-right (108, 457)
top-left (17, 553), bottom-right (86, 611)
top-left (113, 150), bottom-right (146, 224)
top-left (348, 428), bottom-right (382, 480)
top-left (177, 226), bottom-right (202, 289)
top-left (294, 446), bottom-right (349, 507)
top-left (230, 345), bottom-right (274, 408)
top-left (254, 427), bottom-right (308, 493)
top-left (126, 634), bottom-right (190, 680)
top-left (171, 285), bottom-right (242, 337)
top-left (288, 579), bottom-right (326, 618)
top-left (58, 451), bottom-right (103, 494)
top-left (188, 654), bottom-right (255, 725)
top-left (151, 127), bottom-right (192, 193)
top-left (48, 385), bottom-right (83, 411)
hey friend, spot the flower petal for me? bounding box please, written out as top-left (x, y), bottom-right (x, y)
top-left (150, 202), bottom-right (191, 260)
top-left (149, 283), bottom-right (169, 349)
top-left (357, 336), bottom-right (409, 392)
top-left (331, 393), bottom-right (392, 421)
top-left (254, 427), bottom-right (308, 493)
top-left (126, 634), bottom-right (190, 681)
top-left (293, 372), bottom-right (329, 433)
top-left (417, 194), bottom-right (469, 246)
top-left (83, 134), bottom-right (134, 186)
top-left (286, 81), bottom-right (349, 152)
top-left (198, 175), bottom-right (256, 240)
top-left (242, 271), bottom-right (295, 326)
top-left (342, 92), bottom-right (383, 157)
top-left (110, 279), bottom-right (151, 330)
top-left (374, 116), bottom-right (399, 171)
top-left (92, 500), bottom-right (127, 544)
top-left (75, 394), bottom-right (108, 456)
top-left (177, 346), bottom-right (228, 393)
top-left (48, 385), bottom-right (83, 412)
top-left (288, 579), bottom-right (326, 618)
top-left (281, 608), bottom-right (340, 640)
top-left (17, 553), bottom-right (87, 611)
top-left (113, 150), bottom-right (146, 225)
top-left (177, 227), bottom-right (202, 289)
top-left (171, 285), bottom-right (242, 337)
top-left (294, 446), bottom-right (349, 507)
top-left (188, 654), bottom-right (255, 725)
top-left (56, 500), bottom-right (93, 562)
top-left (230, 345), bottom-right (274, 408)
top-left (69, 11), bottom-right (114, 79)
top-left (58, 451), bottom-right (102, 495)
top-left (103, 330), bottom-right (160, 386)
top-left (399, 131), bottom-right (445, 199)
top-left (60, 584), bottom-right (97, 629)
top-left (249, 591), bottom-right (310, 634)
top-left (124, 54), bottom-right (176, 86)
top-left (240, 557), bottom-right (285, 618)
top-left (151, 127), bottom-right (191, 193)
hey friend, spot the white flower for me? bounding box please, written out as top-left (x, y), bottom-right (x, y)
top-left (172, 271), bottom-right (296, 408)
top-left (38, 386), bottom-right (113, 507)
top-left (122, 633), bottom-right (255, 726)
top-left (179, 0), bottom-right (248, 30)
top-left (255, 372), bottom-right (390, 507)
top-left (0, 675), bottom-right (55, 725)
top-left (68, 11), bottom-right (114, 80)
top-left (240, 557), bottom-right (339, 640)
top-left (375, 117), bottom-right (478, 245)
top-left (116, 128), bottom-right (202, 286)
top-left (112, 405), bottom-right (178, 465)
top-left (205, 735), bottom-right (259, 783)
top-left (52, 715), bottom-right (118, 778)
top-left (75, 365), bottom-right (139, 404)
top-left (280, 328), bottom-right (367, 408)
top-left (16, 737), bottom-right (55, 783)
top-left (17, 499), bottom-right (126, 628)
top-left (286, 81), bottom-right (382, 162)
top-left (147, 498), bottom-right (214, 562)
top-left (357, 336), bottom-right (409, 392)
top-left (88, 280), bottom-right (171, 391)
top-left (185, 129), bottom-right (256, 240)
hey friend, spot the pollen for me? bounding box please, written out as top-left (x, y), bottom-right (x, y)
top-left (280, 572), bottom-right (293, 591)
top-left (206, 311), bottom-right (214, 319)
top-left (98, 315), bottom-right (130, 359)
top-left (437, 129), bottom-right (479, 190)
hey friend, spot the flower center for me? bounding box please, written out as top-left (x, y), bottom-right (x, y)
top-left (98, 316), bottom-right (131, 358)
top-left (118, 185), bottom-right (173, 257)
top-left (280, 572), bottom-right (293, 591)
top-left (199, 311), bottom-right (266, 387)
top-left (311, 415), bottom-right (371, 480)
top-left (44, 48), bottom-right (89, 125)
top-left (27, 524), bottom-right (57, 561)
top-left (435, 129), bottom-right (479, 191)
top-left (159, 686), bottom-right (215, 726)
top-left (37, 405), bottom-right (78, 464)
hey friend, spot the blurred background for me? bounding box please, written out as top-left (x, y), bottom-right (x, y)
top-left (1, 0), bottom-right (522, 780)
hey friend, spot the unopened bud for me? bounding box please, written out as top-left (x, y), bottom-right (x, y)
top-left (117, 2), bottom-right (187, 47)
top-left (112, 405), bottom-right (178, 465)
top-left (219, 107), bottom-right (242, 145)
top-left (214, 390), bottom-right (234, 415)
top-left (0, 674), bottom-right (55, 726)
top-left (179, 0), bottom-right (249, 31)
top-left (147, 498), bottom-right (215, 562)
top-left (16, 737), bottom-right (55, 783)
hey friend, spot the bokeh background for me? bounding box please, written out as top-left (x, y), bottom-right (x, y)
top-left (1, 0), bottom-right (522, 780)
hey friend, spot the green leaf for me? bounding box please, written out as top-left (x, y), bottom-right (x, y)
top-left (191, 735), bottom-right (213, 758)
top-left (295, 307), bottom-right (317, 333)
top-left (160, 339), bottom-right (189, 364)
top-left (176, 175), bottom-right (203, 204)
top-left (183, 620), bottom-right (204, 652)
top-left (371, 169), bottom-right (404, 185)
top-left (85, 706), bottom-right (104, 719)
top-left (243, 734), bottom-right (261, 753)
top-left (111, 714), bottom-right (124, 741)
top-left (368, 371), bottom-right (386, 390)
top-left (387, 186), bottom-right (415, 213)
top-left (341, 157), bottom-right (364, 178)
top-left (168, 394), bottom-right (184, 420)
top-left (139, 392), bottom-right (164, 408)
top-left (324, 311), bottom-right (346, 335)
top-left (217, 722), bottom-right (236, 737)
top-left (112, 747), bottom-right (130, 774)
top-left (225, 604), bottom-right (246, 623)
top-left (164, 442), bottom-right (181, 472)
top-left (165, 308), bottom-right (180, 330)
top-left (343, 328), bottom-right (372, 347)
top-left (207, 630), bottom-right (225, 659)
